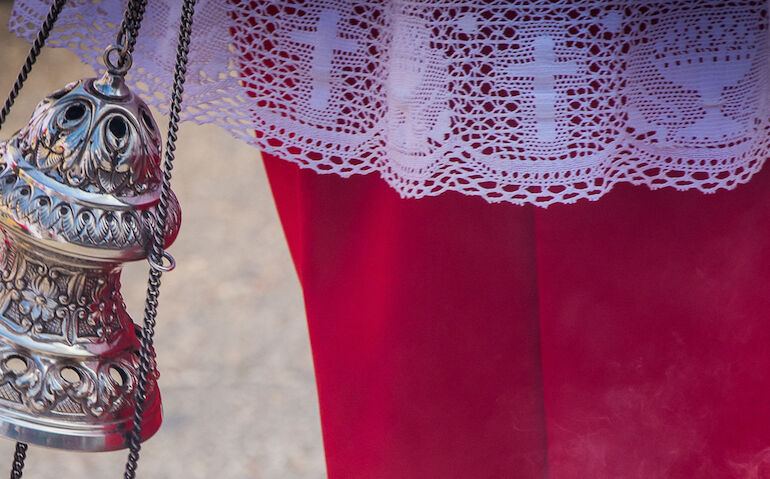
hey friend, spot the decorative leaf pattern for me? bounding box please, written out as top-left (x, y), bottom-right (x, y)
top-left (0, 167), bottom-right (181, 250)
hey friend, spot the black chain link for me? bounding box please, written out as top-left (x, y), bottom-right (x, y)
top-left (0, 0), bottom-right (66, 131)
top-left (9, 443), bottom-right (28, 479)
top-left (1, 1), bottom-right (67, 477)
top-left (116, 0), bottom-right (148, 67)
top-left (123, 0), bottom-right (196, 477)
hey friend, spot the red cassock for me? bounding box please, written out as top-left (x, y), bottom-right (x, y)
top-left (263, 151), bottom-right (770, 479)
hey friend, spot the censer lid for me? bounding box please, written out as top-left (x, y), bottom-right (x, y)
top-left (0, 72), bottom-right (181, 262)
top-left (13, 71), bottom-right (161, 196)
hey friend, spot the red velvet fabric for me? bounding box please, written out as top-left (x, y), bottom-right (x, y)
top-left (263, 152), bottom-right (770, 479)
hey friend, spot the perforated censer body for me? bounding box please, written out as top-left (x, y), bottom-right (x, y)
top-left (0, 71), bottom-right (180, 451)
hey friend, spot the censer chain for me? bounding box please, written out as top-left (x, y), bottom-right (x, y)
top-left (0, 0), bottom-right (66, 131)
top-left (123, 0), bottom-right (196, 477)
top-left (116, 0), bottom-right (147, 67)
top-left (9, 443), bottom-right (27, 479)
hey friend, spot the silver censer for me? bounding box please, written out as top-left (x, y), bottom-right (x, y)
top-left (0, 70), bottom-right (180, 451)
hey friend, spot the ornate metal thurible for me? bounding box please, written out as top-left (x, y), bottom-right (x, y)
top-left (0, 71), bottom-right (180, 451)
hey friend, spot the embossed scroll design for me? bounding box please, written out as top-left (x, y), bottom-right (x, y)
top-left (15, 80), bottom-right (162, 196)
top-left (0, 343), bottom-right (152, 418)
top-left (0, 248), bottom-right (129, 345)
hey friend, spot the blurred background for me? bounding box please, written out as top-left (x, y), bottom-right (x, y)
top-left (0, 2), bottom-right (327, 477)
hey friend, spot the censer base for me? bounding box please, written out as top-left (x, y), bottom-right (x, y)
top-left (0, 389), bottom-right (162, 452)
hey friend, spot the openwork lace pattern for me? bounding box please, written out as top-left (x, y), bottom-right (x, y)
top-left (10, 0), bottom-right (770, 206)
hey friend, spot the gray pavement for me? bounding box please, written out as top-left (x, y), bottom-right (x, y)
top-left (0, 3), bottom-right (326, 477)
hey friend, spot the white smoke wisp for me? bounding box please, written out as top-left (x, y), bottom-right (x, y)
top-left (730, 447), bottom-right (770, 479)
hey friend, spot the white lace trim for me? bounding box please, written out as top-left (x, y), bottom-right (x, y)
top-left (10, 0), bottom-right (770, 205)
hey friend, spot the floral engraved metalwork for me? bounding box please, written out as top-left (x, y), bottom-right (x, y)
top-left (0, 72), bottom-right (175, 451)
top-left (0, 251), bottom-right (129, 345)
